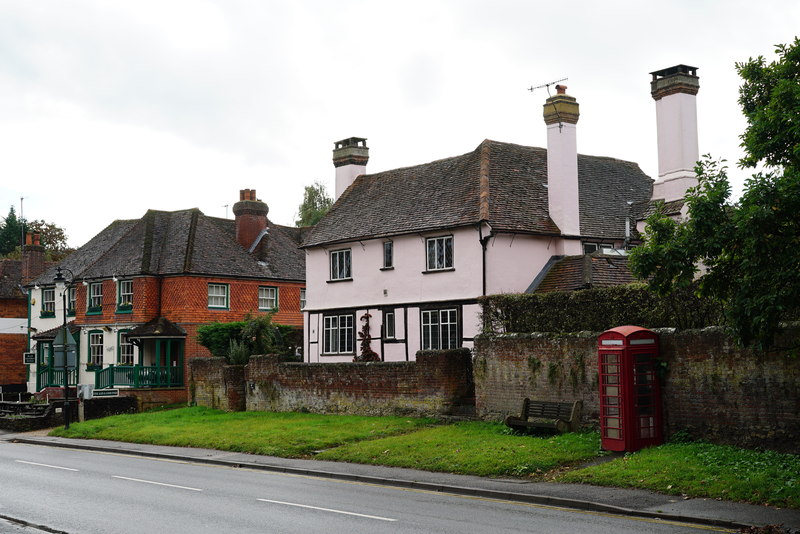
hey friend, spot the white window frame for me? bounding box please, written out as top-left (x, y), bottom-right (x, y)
top-left (208, 283), bottom-right (229, 309)
top-left (118, 279), bottom-right (133, 308)
top-left (383, 241), bottom-right (393, 269)
top-left (89, 282), bottom-right (103, 310)
top-left (89, 331), bottom-right (104, 367)
top-left (42, 288), bottom-right (55, 315)
top-left (384, 311), bottom-right (395, 339)
top-left (426, 236), bottom-right (453, 271)
top-left (258, 286), bottom-right (278, 311)
top-left (330, 249), bottom-right (352, 281)
top-left (118, 331), bottom-right (134, 366)
top-left (421, 308), bottom-right (459, 350)
top-left (67, 286), bottom-right (76, 315)
top-left (300, 288), bottom-right (306, 309)
top-left (323, 314), bottom-right (354, 354)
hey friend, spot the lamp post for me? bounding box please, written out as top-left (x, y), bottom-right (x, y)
top-left (52, 267), bottom-right (76, 430)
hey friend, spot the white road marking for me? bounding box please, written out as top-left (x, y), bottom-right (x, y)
top-left (257, 498), bottom-right (397, 522)
top-left (112, 475), bottom-right (202, 492)
top-left (16, 460), bottom-right (78, 471)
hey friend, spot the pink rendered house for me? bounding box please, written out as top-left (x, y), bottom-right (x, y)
top-left (301, 65), bottom-right (700, 362)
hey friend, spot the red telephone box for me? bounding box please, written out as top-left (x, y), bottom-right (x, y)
top-left (598, 325), bottom-right (663, 452)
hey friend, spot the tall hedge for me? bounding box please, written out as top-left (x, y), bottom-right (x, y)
top-left (480, 283), bottom-right (723, 334)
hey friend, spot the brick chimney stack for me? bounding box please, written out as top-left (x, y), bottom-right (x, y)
top-left (233, 189), bottom-right (269, 251)
top-left (333, 137), bottom-right (369, 200)
top-left (22, 232), bottom-right (45, 283)
top-left (650, 65), bottom-right (700, 202)
top-left (544, 85), bottom-right (581, 239)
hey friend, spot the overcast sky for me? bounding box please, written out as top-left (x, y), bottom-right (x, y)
top-left (1, 1), bottom-right (798, 247)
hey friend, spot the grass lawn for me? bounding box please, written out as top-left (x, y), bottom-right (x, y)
top-left (49, 408), bottom-right (800, 508)
top-left (49, 406), bottom-right (435, 457)
top-left (559, 442), bottom-right (800, 509)
top-left (315, 422), bottom-right (604, 477)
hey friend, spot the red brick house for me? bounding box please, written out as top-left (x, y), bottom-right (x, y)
top-left (26, 190), bottom-right (305, 403)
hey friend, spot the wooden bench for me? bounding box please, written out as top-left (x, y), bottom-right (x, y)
top-left (504, 398), bottom-right (583, 433)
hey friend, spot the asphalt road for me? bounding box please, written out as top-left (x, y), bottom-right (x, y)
top-left (0, 441), bottom-right (734, 534)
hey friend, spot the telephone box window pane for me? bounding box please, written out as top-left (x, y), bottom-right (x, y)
top-left (605, 428), bottom-right (620, 439)
top-left (603, 386), bottom-right (619, 396)
top-left (602, 353), bottom-right (619, 364)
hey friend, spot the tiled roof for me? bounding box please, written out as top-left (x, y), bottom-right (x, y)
top-left (30, 209), bottom-right (305, 286)
top-left (303, 139), bottom-right (652, 247)
top-left (529, 254), bottom-right (637, 293)
top-left (0, 259), bottom-right (24, 299)
top-left (637, 198), bottom-right (685, 220)
top-left (32, 321), bottom-right (79, 341)
top-left (128, 317), bottom-right (186, 338)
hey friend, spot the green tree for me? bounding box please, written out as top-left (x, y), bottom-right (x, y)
top-left (295, 181), bottom-right (332, 226)
top-left (630, 38), bottom-right (800, 349)
top-left (26, 219), bottom-right (73, 260)
top-left (0, 206), bottom-right (24, 256)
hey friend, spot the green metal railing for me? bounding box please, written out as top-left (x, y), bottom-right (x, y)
top-left (36, 367), bottom-right (78, 391)
top-left (94, 365), bottom-right (183, 389)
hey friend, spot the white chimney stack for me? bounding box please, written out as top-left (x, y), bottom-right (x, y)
top-left (650, 65), bottom-right (700, 202)
top-left (333, 137), bottom-right (369, 200)
top-left (544, 85), bottom-right (581, 237)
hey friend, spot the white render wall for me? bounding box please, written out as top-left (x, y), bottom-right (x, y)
top-left (304, 226), bottom-right (572, 362)
top-left (546, 122), bottom-right (581, 236)
top-left (653, 91), bottom-right (699, 202)
top-left (304, 227), bottom-right (484, 311)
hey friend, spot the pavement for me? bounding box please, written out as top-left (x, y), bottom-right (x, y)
top-left (2, 429), bottom-right (799, 533)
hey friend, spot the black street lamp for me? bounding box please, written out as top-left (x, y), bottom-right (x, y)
top-left (52, 267), bottom-right (76, 429)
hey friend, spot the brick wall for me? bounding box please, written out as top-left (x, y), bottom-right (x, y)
top-left (189, 349), bottom-right (474, 417)
top-left (188, 357), bottom-right (244, 411)
top-left (474, 327), bottom-right (800, 452)
top-left (120, 388), bottom-right (187, 411)
top-left (70, 275), bottom-right (303, 328)
top-left (161, 276), bottom-right (304, 327)
top-left (0, 334), bottom-right (27, 386)
top-left (0, 298), bottom-right (27, 318)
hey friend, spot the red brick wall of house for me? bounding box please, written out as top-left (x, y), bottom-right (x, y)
top-left (72, 277), bottom-right (161, 325)
top-left (160, 276), bottom-right (304, 327)
top-left (0, 297), bottom-right (28, 386)
top-left (0, 298), bottom-right (27, 318)
top-left (70, 276), bottom-right (303, 328)
top-left (0, 334), bottom-right (26, 385)
top-left (474, 327), bottom-right (800, 453)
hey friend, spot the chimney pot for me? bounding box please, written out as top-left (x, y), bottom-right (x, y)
top-left (233, 189), bottom-right (269, 250)
top-left (650, 64), bottom-right (700, 202)
top-left (333, 137), bottom-right (369, 200)
top-left (543, 88), bottom-right (581, 238)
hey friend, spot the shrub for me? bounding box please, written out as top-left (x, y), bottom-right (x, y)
top-left (197, 314), bottom-right (301, 361)
top-left (480, 283), bottom-right (723, 334)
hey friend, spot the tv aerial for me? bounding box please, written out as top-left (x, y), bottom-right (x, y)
top-left (528, 77), bottom-right (569, 131)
